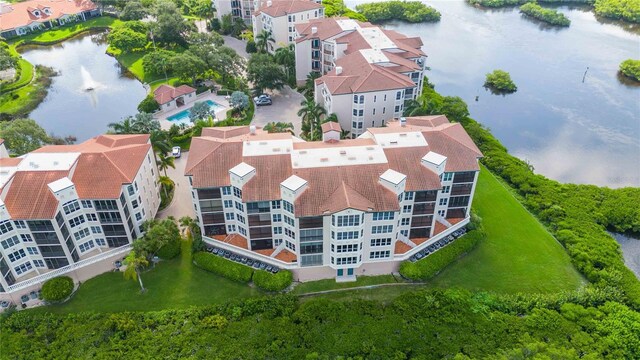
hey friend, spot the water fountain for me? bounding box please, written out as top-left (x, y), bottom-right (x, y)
top-left (80, 65), bottom-right (99, 91)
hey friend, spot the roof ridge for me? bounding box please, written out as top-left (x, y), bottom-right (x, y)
top-left (99, 152), bottom-right (131, 182)
top-left (184, 138), bottom-right (223, 174)
top-left (435, 125), bottom-right (483, 155)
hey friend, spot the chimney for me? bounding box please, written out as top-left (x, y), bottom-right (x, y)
top-left (335, 66), bottom-right (343, 75)
top-left (311, 26), bottom-right (317, 34)
top-left (400, 117), bottom-right (406, 127)
top-left (250, 125), bottom-right (256, 135)
top-left (267, 0), bottom-right (272, 6)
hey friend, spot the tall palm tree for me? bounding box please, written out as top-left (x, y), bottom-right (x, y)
top-left (123, 250), bottom-right (149, 293)
top-left (263, 122), bottom-right (294, 134)
top-left (158, 175), bottom-right (174, 200)
top-left (157, 152), bottom-right (175, 177)
top-left (255, 30), bottom-right (274, 53)
top-left (179, 216), bottom-right (200, 238)
top-left (130, 113), bottom-right (161, 133)
top-left (302, 72), bottom-right (321, 99)
top-left (274, 44), bottom-right (295, 80)
top-left (297, 98), bottom-right (326, 141)
top-left (108, 118), bottom-right (135, 134)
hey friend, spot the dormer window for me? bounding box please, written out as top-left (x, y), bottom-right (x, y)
top-left (33, 10), bottom-right (41, 17)
top-left (43, 8), bottom-right (51, 15)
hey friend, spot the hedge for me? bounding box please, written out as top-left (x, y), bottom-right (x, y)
top-left (399, 231), bottom-right (484, 281)
top-left (157, 239), bottom-right (181, 260)
top-left (253, 269), bottom-right (293, 292)
top-left (40, 276), bottom-right (74, 302)
top-left (193, 251), bottom-right (253, 283)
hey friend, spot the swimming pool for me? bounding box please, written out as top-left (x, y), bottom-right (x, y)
top-left (166, 100), bottom-right (225, 124)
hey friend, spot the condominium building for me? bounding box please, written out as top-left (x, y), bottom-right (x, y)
top-left (252, 0), bottom-right (324, 53)
top-left (213, 0), bottom-right (255, 23)
top-left (0, 135), bottom-right (160, 293)
top-left (294, 18), bottom-right (427, 137)
top-left (185, 116), bottom-right (482, 281)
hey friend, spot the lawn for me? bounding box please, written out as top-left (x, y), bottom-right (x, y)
top-left (429, 166), bottom-right (584, 293)
top-left (16, 17), bottom-right (120, 45)
top-left (35, 239), bottom-right (262, 314)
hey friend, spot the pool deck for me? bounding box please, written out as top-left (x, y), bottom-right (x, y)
top-left (154, 91), bottom-right (230, 130)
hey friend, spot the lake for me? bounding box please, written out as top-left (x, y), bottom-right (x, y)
top-left (20, 31), bottom-right (147, 142)
top-left (610, 232), bottom-right (640, 279)
top-left (347, 0), bottom-right (640, 188)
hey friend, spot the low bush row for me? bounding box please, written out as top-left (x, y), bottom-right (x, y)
top-left (253, 270), bottom-right (293, 292)
top-left (399, 231), bottom-right (484, 280)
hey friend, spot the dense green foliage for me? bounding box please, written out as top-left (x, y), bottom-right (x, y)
top-left (484, 69), bottom-right (518, 93)
top-left (156, 238), bottom-right (181, 260)
top-left (619, 58), bottom-right (640, 81)
top-left (400, 231), bottom-right (484, 281)
top-left (40, 276), bottom-right (74, 302)
top-left (247, 53), bottom-right (287, 93)
top-left (356, 1), bottom-right (441, 23)
top-left (0, 118), bottom-right (51, 154)
top-left (520, 2), bottom-right (571, 26)
top-left (468, 0), bottom-right (593, 7)
top-left (3, 290), bottom-right (639, 358)
top-left (322, 0), bottom-right (368, 21)
top-left (107, 27), bottom-right (148, 52)
top-left (137, 95), bottom-right (160, 113)
top-left (135, 219), bottom-right (181, 260)
top-left (595, 0), bottom-right (640, 23)
top-left (193, 251), bottom-right (254, 283)
top-left (253, 270), bottom-right (293, 292)
top-left (0, 42), bottom-right (17, 71)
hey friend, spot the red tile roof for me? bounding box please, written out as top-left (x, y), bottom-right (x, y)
top-left (0, 0), bottom-right (97, 31)
top-left (2, 170), bottom-right (68, 219)
top-left (321, 121), bottom-right (341, 133)
top-left (153, 84), bottom-right (196, 105)
top-left (254, 0), bottom-right (323, 17)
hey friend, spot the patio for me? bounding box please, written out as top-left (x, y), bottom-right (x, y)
top-left (154, 90), bottom-right (231, 130)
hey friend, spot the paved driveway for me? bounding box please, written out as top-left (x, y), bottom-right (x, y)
top-left (222, 35), bottom-right (249, 58)
top-left (156, 152), bottom-right (194, 220)
top-left (252, 87), bottom-right (304, 136)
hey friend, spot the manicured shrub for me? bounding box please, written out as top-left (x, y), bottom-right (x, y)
top-left (245, 39), bottom-right (257, 53)
top-left (41, 276), bottom-right (74, 302)
top-left (193, 252), bottom-right (253, 283)
top-left (484, 70), bottom-right (517, 93)
top-left (137, 95), bottom-right (160, 113)
top-left (400, 231), bottom-right (484, 281)
top-left (157, 238), bottom-right (181, 260)
top-left (253, 270), bottom-right (293, 292)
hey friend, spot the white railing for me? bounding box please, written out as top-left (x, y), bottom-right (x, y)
top-left (5, 245), bottom-right (132, 294)
top-left (397, 232), bottom-right (417, 248)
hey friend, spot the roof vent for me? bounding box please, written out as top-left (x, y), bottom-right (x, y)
top-left (272, 147), bottom-right (281, 152)
top-left (311, 26), bottom-right (317, 34)
top-left (348, 156), bottom-right (356, 161)
top-left (366, 147), bottom-right (375, 151)
top-left (335, 66), bottom-right (343, 75)
top-left (299, 150), bottom-right (307, 154)
top-left (339, 150), bottom-right (346, 155)
top-left (390, 141), bottom-right (398, 145)
top-left (320, 158), bottom-right (329, 162)
top-left (259, 141), bottom-right (268, 145)
top-left (250, 125), bottom-right (257, 135)
top-left (400, 117), bottom-right (407, 127)
top-left (399, 133), bottom-right (407, 137)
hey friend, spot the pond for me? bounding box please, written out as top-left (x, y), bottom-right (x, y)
top-left (610, 232), bottom-right (640, 279)
top-left (20, 31), bottom-right (147, 142)
top-left (347, 0), bottom-right (640, 188)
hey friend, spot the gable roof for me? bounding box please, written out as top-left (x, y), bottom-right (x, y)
top-left (254, 0), bottom-right (323, 17)
top-left (0, 0), bottom-right (97, 32)
top-left (153, 84), bottom-right (196, 105)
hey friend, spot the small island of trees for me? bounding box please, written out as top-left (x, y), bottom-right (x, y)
top-left (619, 59), bottom-right (640, 82)
top-left (484, 69), bottom-right (518, 93)
top-left (356, 1), bottom-right (441, 23)
top-left (520, 2), bottom-right (571, 26)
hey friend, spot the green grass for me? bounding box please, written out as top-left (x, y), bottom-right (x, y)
top-left (292, 275), bottom-right (401, 295)
top-left (0, 65), bottom-right (52, 116)
top-left (0, 58), bottom-right (33, 92)
top-left (34, 239), bottom-right (262, 314)
top-left (15, 17), bottom-right (120, 45)
top-left (429, 166), bottom-right (584, 293)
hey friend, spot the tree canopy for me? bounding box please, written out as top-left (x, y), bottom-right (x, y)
top-left (247, 53), bottom-right (287, 93)
top-left (0, 118), bottom-right (51, 155)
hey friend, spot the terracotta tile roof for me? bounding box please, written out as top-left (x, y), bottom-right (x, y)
top-left (223, 233), bottom-right (249, 249)
top-left (405, 115), bottom-right (449, 127)
top-left (243, 155), bottom-right (292, 202)
top-left (0, 157), bottom-right (23, 166)
top-left (254, 0), bottom-right (322, 17)
top-left (185, 138), bottom-right (243, 188)
top-left (254, 249), bottom-right (274, 256)
top-left (421, 130), bottom-right (481, 172)
top-left (293, 164), bottom-right (399, 217)
top-left (0, 0), bottom-right (97, 31)
top-left (201, 126), bottom-right (251, 139)
top-left (447, 217), bottom-right (465, 225)
top-left (3, 170), bottom-right (68, 219)
top-left (412, 237), bottom-right (429, 246)
top-left (383, 147), bottom-right (441, 191)
top-left (295, 17), bottom-right (348, 42)
top-left (394, 241), bottom-right (411, 254)
top-left (274, 248), bottom-right (297, 263)
top-left (321, 121), bottom-right (341, 133)
top-left (153, 84), bottom-right (196, 105)
top-left (433, 220), bottom-right (448, 237)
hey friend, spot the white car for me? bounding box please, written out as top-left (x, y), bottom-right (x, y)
top-left (171, 146), bottom-right (181, 158)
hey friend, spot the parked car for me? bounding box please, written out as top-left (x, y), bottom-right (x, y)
top-left (171, 146), bottom-right (181, 158)
top-left (253, 94), bottom-right (272, 106)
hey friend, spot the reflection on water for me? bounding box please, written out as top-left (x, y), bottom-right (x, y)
top-left (346, 0), bottom-right (640, 188)
top-left (20, 31), bottom-right (146, 141)
top-left (610, 232), bottom-right (640, 279)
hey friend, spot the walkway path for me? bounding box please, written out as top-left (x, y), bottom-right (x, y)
top-left (156, 152), bottom-right (193, 220)
top-left (295, 282), bottom-right (425, 297)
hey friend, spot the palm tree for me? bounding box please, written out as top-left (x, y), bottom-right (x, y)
top-left (108, 118), bottom-right (135, 134)
top-left (130, 113), bottom-right (160, 134)
top-left (274, 44), bottom-right (295, 80)
top-left (301, 72), bottom-right (321, 99)
top-left (179, 216), bottom-right (200, 238)
top-left (255, 30), bottom-right (274, 53)
top-left (297, 98), bottom-right (326, 141)
top-left (123, 250), bottom-right (149, 293)
top-left (158, 175), bottom-right (174, 200)
top-left (263, 122), bottom-right (294, 134)
top-left (157, 152), bottom-right (175, 177)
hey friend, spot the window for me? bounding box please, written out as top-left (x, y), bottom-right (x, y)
top-left (372, 225), bottom-right (393, 234)
top-left (247, 201), bottom-right (270, 214)
top-left (73, 228), bottom-right (90, 241)
top-left (402, 205), bottom-right (412, 213)
top-left (94, 200), bottom-right (118, 210)
top-left (69, 215), bottom-right (86, 228)
top-left (334, 215), bottom-right (361, 227)
top-left (336, 256), bottom-right (357, 265)
top-left (235, 201), bottom-right (244, 211)
top-left (224, 200), bottom-right (233, 208)
top-left (371, 238), bottom-right (392, 247)
top-left (86, 213), bottom-right (97, 222)
top-left (400, 229), bottom-right (409, 237)
top-left (237, 215), bottom-right (246, 224)
top-left (300, 229), bottom-right (323, 242)
top-left (335, 244), bottom-right (358, 253)
top-left (33, 259), bottom-right (46, 268)
top-left (395, 105), bottom-right (400, 113)
top-left (439, 198), bottom-right (448, 206)
top-left (8, 249), bottom-right (26, 262)
top-left (284, 216), bottom-right (295, 226)
top-left (373, 109), bottom-right (376, 116)
top-left (14, 220), bottom-right (26, 229)
top-left (1, 236), bottom-right (19, 249)
top-left (233, 186), bottom-right (242, 198)
top-left (14, 262), bottom-right (33, 275)
top-left (20, 234), bottom-right (33, 242)
top-left (62, 200), bottom-right (80, 215)
top-left (438, 210), bottom-right (446, 217)
top-left (284, 228), bottom-right (295, 239)
top-left (271, 200), bottom-right (281, 209)
top-left (441, 172), bottom-right (453, 181)
top-left (135, 212), bottom-right (142, 221)
top-left (225, 213), bottom-right (235, 221)
top-left (383, 107), bottom-right (386, 114)
top-left (442, 186), bottom-right (451, 194)
top-left (0, 220), bottom-right (14, 235)
top-left (449, 196), bottom-right (470, 207)
top-left (274, 226), bottom-right (282, 235)
top-left (370, 250), bottom-right (390, 259)
top-left (396, 91), bottom-right (402, 100)
top-left (128, 185), bottom-right (135, 196)
top-left (227, 225), bottom-right (236, 232)
top-left (334, 231), bottom-right (359, 240)
top-left (373, 212), bottom-right (394, 221)
top-left (283, 201), bottom-right (294, 213)
top-left (27, 247), bottom-right (39, 255)
top-left (373, 95), bottom-right (377, 102)
top-left (272, 214), bottom-right (282, 222)
top-left (285, 241), bottom-right (296, 251)
top-left (238, 227), bottom-right (247, 236)
top-left (404, 192), bottom-right (415, 201)
top-left (401, 218), bottom-right (410, 226)
top-left (79, 240), bottom-right (95, 253)
top-left (222, 186), bottom-right (231, 195)
top-left (95, 238), bottom-right (106, 247)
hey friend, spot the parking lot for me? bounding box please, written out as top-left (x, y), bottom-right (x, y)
top-left (409, 227), bottom-right (468, 262)
top-left (205, 246), bottom-right (280, 274)
top-left (251, 86), bottom-right (304, 136)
